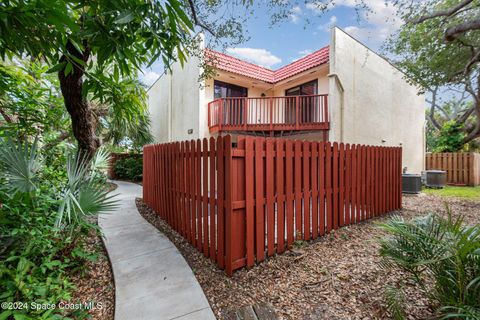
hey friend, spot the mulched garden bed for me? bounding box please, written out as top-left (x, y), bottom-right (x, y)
top-left (136, 194), bottom-right (479, 320)
top-left (69, 224), bottom-right (115, 320)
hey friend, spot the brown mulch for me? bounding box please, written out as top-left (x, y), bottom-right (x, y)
top-left (70, 227), bottom-right (115, 320)
top-left (106, 182), bottom-right (118, 193)
top-left (136, 195), bottom-right (479, 320)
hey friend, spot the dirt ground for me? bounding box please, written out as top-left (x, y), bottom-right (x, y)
top-left (137, 193), bottom-right (479, 320)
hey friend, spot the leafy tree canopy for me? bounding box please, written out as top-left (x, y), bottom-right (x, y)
top-left (388, 0), bottom-right (480, 147)
top-left (0, 0), bottom-right (195, 157)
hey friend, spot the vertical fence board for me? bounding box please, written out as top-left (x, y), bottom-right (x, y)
top-left (325, 142), bottom-right (333, 233)
top-left (255, 138), bottom-right (265, 262)
top-left (276, 139), bottom-right (286, 253)
top-left (285, 140), bottom-right (294, 247)
top-left (202, 139), bottom-right (209, 256)
top-left (318, 142), bottom-right (326, 236)
top-left (217, 137), bottom-right (225, 268)
top-left (294, 141), bottom-right (302, 239)
top-left (196, 140), bottom-right (202, 251)
top-left (245, 137), bottom-right (255, 267)
top-left (266, 139), bottom-right (275, 256)
top-left (303, 141), bottom-right (311, 240)
top-left (311, 143), bottom-right (319, 239)
top-left (209, 138), bottom-right (216, 261)
top-left (332, 142), bottom-right (339, 229)
top-left (339, 143), bottom-right (345, 227)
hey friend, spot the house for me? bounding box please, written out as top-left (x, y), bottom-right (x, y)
top-left (147, 27), bottom-right (425, 173)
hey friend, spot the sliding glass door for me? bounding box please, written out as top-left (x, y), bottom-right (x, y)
top-left (214, 80), bottom-right (248, 125)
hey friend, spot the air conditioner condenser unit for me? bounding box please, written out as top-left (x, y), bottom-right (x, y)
top-left (402, 174), bottom-right (422, 194)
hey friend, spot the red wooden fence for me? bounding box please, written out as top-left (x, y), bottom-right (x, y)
top-left (143, 136), bottom-right (402, 275)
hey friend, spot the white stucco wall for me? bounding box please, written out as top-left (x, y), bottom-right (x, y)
top-left (328, 27), bottom-right (425, 174)
top-left (147, 56), bottom-right (205, 142)
top-left (147, 74), bottom-right (170, 143)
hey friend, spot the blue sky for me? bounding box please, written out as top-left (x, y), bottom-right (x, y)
top-left (141, 0), bottom-right (402, 86)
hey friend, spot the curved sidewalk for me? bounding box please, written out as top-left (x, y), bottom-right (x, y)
top-left (99, 180), bottom-right (216, 320)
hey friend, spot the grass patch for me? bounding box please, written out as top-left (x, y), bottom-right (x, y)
top-left (423, 186), bottom-right (480, 200)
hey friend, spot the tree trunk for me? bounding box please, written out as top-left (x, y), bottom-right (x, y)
top-left (58, 41), bottom-right (99, 159)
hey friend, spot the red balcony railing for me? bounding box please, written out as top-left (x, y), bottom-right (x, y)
top-left (208, 94), bottom-right (329, 134)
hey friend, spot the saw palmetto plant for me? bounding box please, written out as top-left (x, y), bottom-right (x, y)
top-left (0, 138), bottom-right (117, 229)
top-left (378, 212), bottom-right (480, 319)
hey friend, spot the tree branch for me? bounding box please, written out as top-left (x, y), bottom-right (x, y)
top-left (427, 88), bottom-right (442, 130)
top-left (187, 0), bottom-right (216, 35)
top-left (464, 49), bottom-right (480, 75)
top-left (44, 131), bottom-right (71, 149)
top-left (0, 107), bottom-right (13, 123)
top-left (445, 18), bottom-right (480, 41)
top-left (457, 106), bottom-right (475, 123)
top-left (413, 0), bottom-right (474, 24)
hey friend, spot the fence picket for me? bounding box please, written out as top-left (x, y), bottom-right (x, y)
top-left (318, 142), bottom-right (326, 236)
top-left (311, 142), bottom-right (318, 239)
top-left (217, 137), bottom-right (225, 268)
top-left (276, 139), bottom-right (286, 253)
top-left (303, 141), bottom-right (311, 240)
top-left (266, 139), bottom-right (275, 256)
top-left (325, 142), bottom-right (333, 233)
top-left (209, 138), bottom-right (216, 261)
top-left (285, 140), bottom-right (294, 246)
top-left (255, 138), bottom-right (265, 262)
top-left (294, 141), bottom-right (302, 239)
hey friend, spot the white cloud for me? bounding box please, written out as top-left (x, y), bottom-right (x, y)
top-left (290, 49), bottom-right (314, 62)
top-left (141, 70), bottom-right (160, 86)
top-left (289, 6), bottom-right (302, 24)
top-left (318, 15), bottom-right (337, 32)
top-left (329, 0), bottom-right (402, 48)
top-left (226, 48), bottom-right (282, 68)
top-left (298, 49), bottom-right (313, 56)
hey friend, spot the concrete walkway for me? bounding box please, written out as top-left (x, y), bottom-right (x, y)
top-left (99, 180), bottom-right (216, 320)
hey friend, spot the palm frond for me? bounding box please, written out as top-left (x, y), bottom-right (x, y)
top-left (378, 211), bottom-right (480, 319)
top-left (384, 285), bottom-right (406, 320)
top-left (56, 149), bottom-right (118, 228)
top-left (0, 137), bottom-right (41, 194)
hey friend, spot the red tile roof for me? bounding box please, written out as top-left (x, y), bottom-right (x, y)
top-left (204, 49), bottom-right (275, 82)
top-left (205, 46), bottom-right (329, 84)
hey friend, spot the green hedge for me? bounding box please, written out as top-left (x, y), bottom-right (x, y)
top-left (114, 155), bottom-right (143, 181)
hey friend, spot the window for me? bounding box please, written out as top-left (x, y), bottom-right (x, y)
top-left (214, 80), bottom-right (248, 98)
top-left (214, 80), bottom-right (248, 125)
top-left (285, 80), bottom-right (318, 96)
top-left (285, 80), bottom-right (318, 124)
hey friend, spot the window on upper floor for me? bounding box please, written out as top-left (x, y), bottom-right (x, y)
top-left (285, 80), bottom-right (318, 96)
top-left (214, 80), bottom-right (248, 99)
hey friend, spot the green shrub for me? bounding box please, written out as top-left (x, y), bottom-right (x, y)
top-left (433, 121), bottom-right (466, 153)
top-left (114, 155), bottom-right (143, 181)
top-left (378, 212), bottom-right (480, 319)
top-left (0, 139), bottom-right (116, 319)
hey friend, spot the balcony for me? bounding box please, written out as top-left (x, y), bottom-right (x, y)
top-left (208, 94), bottom-right (329, 135)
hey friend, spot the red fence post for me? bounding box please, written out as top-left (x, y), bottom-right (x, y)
top-left (224, 135), bottom-right (233, 275)
top-left (245, 137), bottom-right (255, 267)
top-left (217, 136), bottom-right (225, 269)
